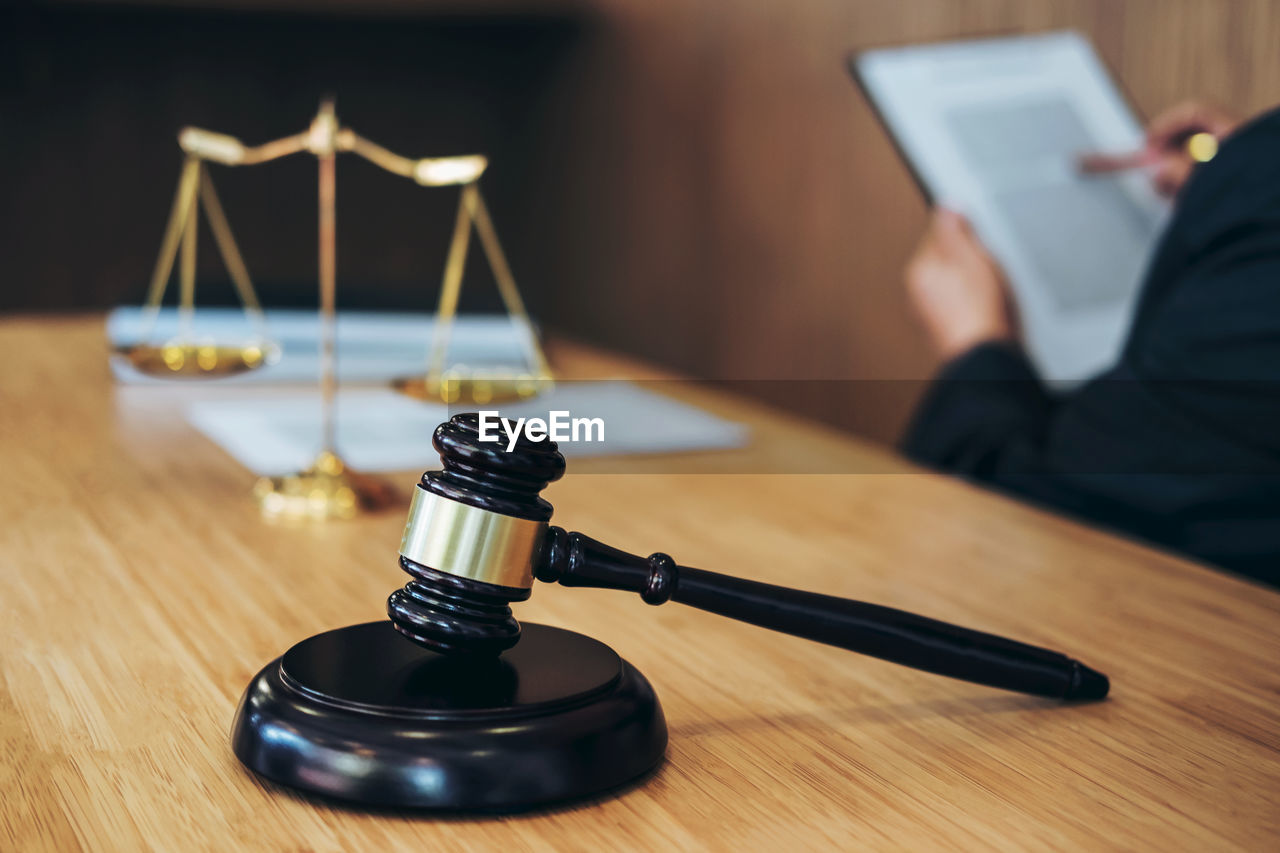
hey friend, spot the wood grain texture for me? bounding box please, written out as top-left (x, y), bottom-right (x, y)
top-left (3, 316), bottom-right (1279, 851)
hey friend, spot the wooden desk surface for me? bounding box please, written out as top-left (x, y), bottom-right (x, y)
top-left (3, 316), bottom-right (1278, 851)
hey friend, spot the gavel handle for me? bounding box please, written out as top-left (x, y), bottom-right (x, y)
top-left (536, 528), bottom-right (1108, 701)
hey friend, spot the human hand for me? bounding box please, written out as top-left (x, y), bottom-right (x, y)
top-left (904, 209), bottom-right (1016, 361)
top-left (1079, 100), bottom-right (1241, 197)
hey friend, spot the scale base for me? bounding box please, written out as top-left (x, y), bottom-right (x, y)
top-left (253, 452), bottom-right (397, 521)
top-left (231, 621), bottom-right (668, 812)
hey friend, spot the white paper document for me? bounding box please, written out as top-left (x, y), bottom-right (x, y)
top-left (855, 31), bottom-right (1169, 381)
top-left (185, 383), bottom-right (749, 475)
top-left (107, 307), bottom-right (540, 385)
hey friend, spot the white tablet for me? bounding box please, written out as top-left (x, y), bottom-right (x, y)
top-left (852, 31), bottom-right (1169, 382)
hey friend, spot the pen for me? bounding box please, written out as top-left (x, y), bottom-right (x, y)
top-left (1078, 129), bottom-right (1218, 173)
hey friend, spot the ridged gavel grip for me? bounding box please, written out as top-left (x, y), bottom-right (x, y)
top-left (536, 528), bottom-right (1108, 701)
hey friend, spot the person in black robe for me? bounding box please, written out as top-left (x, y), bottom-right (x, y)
top-left (900, 102), bottom-right (1280, 585)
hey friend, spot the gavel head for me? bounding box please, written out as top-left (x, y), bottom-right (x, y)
top-left (387, 413), bottom-right (566, 655)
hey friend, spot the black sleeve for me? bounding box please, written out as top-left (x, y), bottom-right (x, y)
top-left (897, 108), bottom-right (1280, 577)
top-left (900, 340), bottom-right (1054, 479)
top-left (898, 218), bottom-right (1280, 576)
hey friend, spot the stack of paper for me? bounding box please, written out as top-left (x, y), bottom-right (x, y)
top-left (107, 307), bottom-right (538, 385)
top-left (185, 383), bottom-right (749, 475)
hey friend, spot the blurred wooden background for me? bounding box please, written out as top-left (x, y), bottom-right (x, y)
top-left (4, 0), bottom-right (1278, 444)
top-left (0, 2), bottom-right (581, 316)
top-left (535, 0), bottom-right (1280, 441)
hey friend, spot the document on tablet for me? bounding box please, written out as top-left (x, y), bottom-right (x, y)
top-left (852, 31), bottom-right (1169, 382)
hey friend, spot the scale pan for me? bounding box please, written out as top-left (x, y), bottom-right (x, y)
top-left (393, 368), bottom-right (552, 405)
top-left (114, 339), bottom-right (280, 378)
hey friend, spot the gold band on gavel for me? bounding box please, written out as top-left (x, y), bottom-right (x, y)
top-left (398, 487), bottom-right (546, 589)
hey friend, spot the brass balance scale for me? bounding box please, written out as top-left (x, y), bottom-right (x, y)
top-left (118, 100), bottom-right (551, 519)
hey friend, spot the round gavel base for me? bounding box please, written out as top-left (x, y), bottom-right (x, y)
top-left (231, 621), bottom-right (667, 812)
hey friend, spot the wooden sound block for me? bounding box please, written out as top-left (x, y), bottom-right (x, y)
top-left (232, 621), bottom-right (667, 812)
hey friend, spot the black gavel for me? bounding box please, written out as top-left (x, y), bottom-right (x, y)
top-left (388, 414), bottom-right (1108, 701)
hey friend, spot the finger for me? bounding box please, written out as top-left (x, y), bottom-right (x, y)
top-left (934, 209), bottom-right (993, 264)
top-left (1154, 158), bottom-right (1193, 198)
top-left (935, 206), bottom-right (973, 235)
top-left (908, 218), bottom-right (944, 265)
top-left (1146, 101), bottom-right (1216, 148)
top-left (1078, 148), bottom-right (1159, 173)
top-left (932, 208), bottom-right (971, 251)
